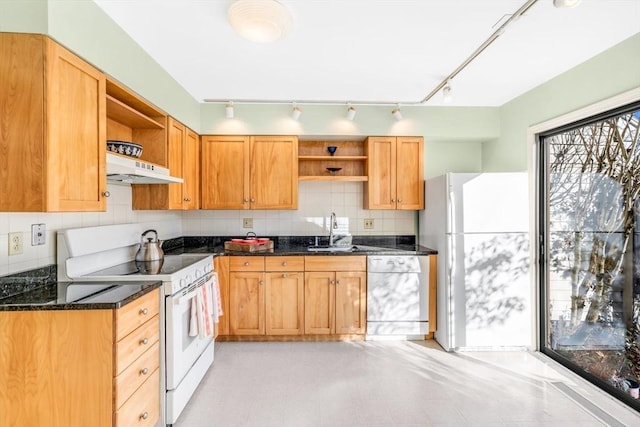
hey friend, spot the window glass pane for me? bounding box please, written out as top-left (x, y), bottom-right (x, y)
top-left (543, 108), bottom-right (640, 408)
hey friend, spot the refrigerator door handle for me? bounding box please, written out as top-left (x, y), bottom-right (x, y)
top-left (448, 184), bottom-right (456, 235)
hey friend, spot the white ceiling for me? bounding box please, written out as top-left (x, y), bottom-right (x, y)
top-left (94, 0), bottom-right (639, 107)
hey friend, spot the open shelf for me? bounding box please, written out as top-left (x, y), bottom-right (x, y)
top-left (298, 140), bottom-right (367, 181)
top-left (106, 95), bottom-right (164, 129)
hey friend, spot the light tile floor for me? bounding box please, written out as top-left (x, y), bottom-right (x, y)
top-left (174, 341), bottom-right (640, 427)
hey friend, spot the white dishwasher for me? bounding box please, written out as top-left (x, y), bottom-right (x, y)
top-left (367, 255), bottom-right (429, 339)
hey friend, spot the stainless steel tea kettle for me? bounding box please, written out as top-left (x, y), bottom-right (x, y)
top-left (135, 229), bottom-right (164, 262)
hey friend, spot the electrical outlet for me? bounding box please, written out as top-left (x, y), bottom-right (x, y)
top-left (32, 224), bottom-right (46, 246)
top-left (9, 232), bottom-right (23, 255)
top-left (243, 218), bottom-right (253, 228)
top-left (364, 218), bottom-right (374, 229)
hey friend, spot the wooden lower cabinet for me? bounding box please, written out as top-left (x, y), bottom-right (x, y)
top-left (304, 258), bottom-right (367, 335)
top-left (228, 256), bottom-right (305, 336)
top-left (0, 289), bottom-right (160, 427)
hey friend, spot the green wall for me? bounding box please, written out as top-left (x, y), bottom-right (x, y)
top-left (485, 32), bottom-right (640, 172)
top-left (4, 1), bottom-right (636, 177)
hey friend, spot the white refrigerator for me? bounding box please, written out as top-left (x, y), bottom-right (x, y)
top-left (419, 173), bottom-right (533, 351)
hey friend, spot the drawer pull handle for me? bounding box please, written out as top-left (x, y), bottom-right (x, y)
top-left (282, 273), bottom-right (287, 278)
top-left (282, 261), bottom-right (287, 266)
top-left (244, 262), bottom-right (249, 266)
top-left (140, 411), bottom-right (149, 420)
top-left (140, 338), bottom-right (149, 345)
top-left (139, 308), bottom-right (149, 315)
top-left (140, 367), bottom-right (149, 376)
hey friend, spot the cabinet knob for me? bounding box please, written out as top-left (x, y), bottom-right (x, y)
top-left (140, 367), bottom-right (149, 376)
top-left (244, 198), bottom-right (249, 203)
top-left (282, 261), bottom-right (287, 266)
top-left (391, 199), bottom-right (395, 203)
top-left (140, 337), bottom-right (149, 345)
top-left (140, 412), bottom-right (149, 420)
top-left (244, 262), bottom-right (250, 266)
top-left (250, 198), bottom-right (255, 203)
top-left (259, 281), bottom-right (265, 286)
top-left (398, 199), bottom-right (402, 203)
top-left (330, 280), bottom-right (335, 285)
top-left (336, 280), bottom-right (341, 285)
top-left (282, 273), bottom-right (287, 278)
top-left (184, 197), bottom-right (191, 202)
top-left (102, 191), bottom-right (110, 198)
top-left (139, 307), bottom-right (148, 316)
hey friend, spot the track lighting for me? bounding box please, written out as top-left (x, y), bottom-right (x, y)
top-left (553, 0), bottom-right (581, 8)
top-left (225, 102), bottom-right (234, 118)
top-left (346, 105), bottom-right (356, 121)
top-left (291, 104), bottom-right (302, 120)
top-left (442, 82), bottom-right (453, 104)
top-left (391, 105), bottom-right (402, 121)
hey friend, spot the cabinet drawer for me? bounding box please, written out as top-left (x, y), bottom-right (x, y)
top-left (265, 256), bottom-right (304, 271)
top-left (115, 370), bottom-right (159, 427)
top-left (304, 256), bottom-right (366, 272)
top-left (116, 289), bottom-right (159, 340)
top-left (114, 341), bottom-right (159, 409)
top-left (115, 315), bottom-right (159, 375)
top-left (229, 256), bottom-right (265, 271)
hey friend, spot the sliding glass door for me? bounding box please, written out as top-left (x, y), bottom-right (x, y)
top-left (540, 104), bottom-right (640, 409)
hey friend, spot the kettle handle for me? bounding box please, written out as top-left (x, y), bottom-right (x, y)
top-left (141, 229), bottom-right (158, 241)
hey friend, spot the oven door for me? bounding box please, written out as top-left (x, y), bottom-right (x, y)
top-left (165, 274), bottom-right (217, 390)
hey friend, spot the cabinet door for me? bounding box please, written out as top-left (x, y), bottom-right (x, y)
top-left (201, 135), bottom-right (250, 209)
top-left (304, 271), bottom-right (335, 334)
top-left (250, 136), bottom-right (298, 209)
top-left (396, 136), bottom-right (424, 210)
top-left (167, 118), bottom-right (186, 209)
top-left (266, 272), bottom-right (304, 335)
top-left (45, 39), bottom-right (107, 212)
top-left (335, 271), bottom-right (367, 334)
top-left (365, 136), bottom-right (396, 210)
top-left (183, 128), bottom-right (200, 209)
top-left (229, 272), bottom-right (265, 335)
top-left (214, 256), bottom-right (230, 336)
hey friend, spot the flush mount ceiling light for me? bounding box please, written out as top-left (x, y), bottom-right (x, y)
top-left (225, 102), bottom-right (234, 118)
top-left (442, 82), bottom-right (453, 104)
top-left (346, 105), bottom-right (357, 121)
top-left (391, 105), bottom-right (403, 121)
top-left (228, 0), bottom-right (293, 43)
top-left (553, 0), bottom-right (581, 8)
top-left (291, 104), bottom-right (302, 120)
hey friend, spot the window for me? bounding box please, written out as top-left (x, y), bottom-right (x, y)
top-left (539, 103), bottom-right (640, 409)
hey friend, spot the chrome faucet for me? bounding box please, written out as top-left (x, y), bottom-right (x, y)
top-left (329, 212), bottom-right (338, 246)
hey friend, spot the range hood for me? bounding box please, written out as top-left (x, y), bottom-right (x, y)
top-left (106, 153), bottom-right (183, 184)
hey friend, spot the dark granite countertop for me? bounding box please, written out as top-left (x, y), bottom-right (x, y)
top-left (163, 235), bottom-right (437, 256)
top-left (0, 281), bottom-right (161, 311)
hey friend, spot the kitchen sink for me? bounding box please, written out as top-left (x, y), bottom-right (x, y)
top-left (306, 245), bottom-right (392, 253)
top-left (307, 245), bottom-right (354, 252)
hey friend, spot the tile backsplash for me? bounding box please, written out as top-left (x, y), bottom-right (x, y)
top-left (0, 181), bottom-right (416, 276)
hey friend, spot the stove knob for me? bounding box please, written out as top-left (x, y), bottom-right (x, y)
top-left (205, 262), bottom-right (213, 273)
top-left (179, 278), bottom-right (187, 289)
top-left (195, 268), bottom-right (203, 279)
top-left (184, 273), bottom-right (193, 285)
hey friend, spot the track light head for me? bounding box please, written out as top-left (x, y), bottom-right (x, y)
top-left (553, 0), bottom-right (581, 8)
top-left (391, 106), bottom-right (402, 121)
top-left (442, 82), bottom-right (453, 104)
top-left (346, 105), bottom-right (357, 121)
top-left (225, 102), bottom-right (235, 118)
top-left (291, 105), bottom-right (302, 120)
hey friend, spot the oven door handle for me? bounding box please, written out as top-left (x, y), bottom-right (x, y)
top-left (176, 289), bottom-right (198, 305)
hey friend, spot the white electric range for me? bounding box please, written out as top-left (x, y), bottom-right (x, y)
top-left (57, 223), bottom-right (216, 426)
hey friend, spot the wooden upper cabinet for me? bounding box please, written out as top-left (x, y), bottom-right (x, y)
top-left (364, 136), bottom-right (424, 210)
top-left (201, 135), bottom-right (298, 210)
top-left (0, 33), bottom-right (107, 212)
top-left (201, 135), bottom-right (250, 209)
top-left (132, 117), bottom-right (199, 210)
top-left (250, 136), bottom-right (298, 209)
